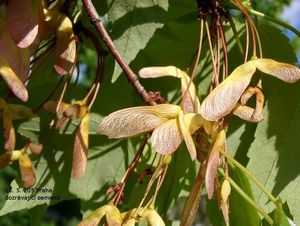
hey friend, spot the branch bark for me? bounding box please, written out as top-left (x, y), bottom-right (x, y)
top-left (82, 0), bottom-right (158, 105)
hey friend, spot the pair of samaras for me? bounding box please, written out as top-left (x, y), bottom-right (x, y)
top-left (200, 58), bottom-right (300, 121)
top-left (97, 104), bottom-right (204, 160)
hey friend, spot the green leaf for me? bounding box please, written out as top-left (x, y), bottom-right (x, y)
top-left (229, 166), bottom-right (260, 226)
top-left (156, 147), bottom-right (198, 215)
top-left (247, 77), bottom-right (300, 225)
top-left (258, 24), bottom-right (298, 63)
top-left (246, 24), bottom-right (300, 224)
top-left (0, 113), bottom-right (133, 216)
top-left (262, 208), bottom-right (291, 226)
top-left (28, 204), bottom-right (48, 226)
top-left (106, 0), bottom-right (169, 82)
top-left (206, 197), bottom-right (226, 226)
top-left (0, 69), bottom-right (144, 216)
top-left (124, 144), bottom-right (198, 217)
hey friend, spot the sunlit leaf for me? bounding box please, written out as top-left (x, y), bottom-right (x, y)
top-left (72, 114), bottom-right (89, 180)
top-left (200, 62), bottom-right (256, 121)
top-left (97, 104), bottom-right (181, 138)
top-left (3, 110), bottom-right (16, 151)
top-left (7, 0), bottom-right (41, 48)
top-left (206, 130), bottom-right (226, 199)
top-left (54, 15), bottom-right (76, 75)
top-left (0, 58), bottom-right (28, 101)
top-left (246, 76), bottom-right (300, 224)
top-left (18, 153), bottom-right (36, 188)
top-left (107, 0), bottom-right (169, 82)
top-left (254, 58), bottom-right (300, 83)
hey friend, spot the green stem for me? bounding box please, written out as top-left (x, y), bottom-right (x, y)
top-left (227, 176), bottom-right (273, 225)
top-left (219, 149), bottom-right (277, 204)
top-left (248, 8), bottom-right (300, 38)
top-left (252, 24), bottom-right (263, 58)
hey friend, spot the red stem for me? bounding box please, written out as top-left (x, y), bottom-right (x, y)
top-left (82, 0), bottom-right (157, 106)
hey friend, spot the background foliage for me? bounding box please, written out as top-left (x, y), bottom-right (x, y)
top-left (0, 0), bottom-right (299, 225)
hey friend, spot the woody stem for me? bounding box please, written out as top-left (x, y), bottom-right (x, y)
top-left (82, 0), bottom-right (158, 105)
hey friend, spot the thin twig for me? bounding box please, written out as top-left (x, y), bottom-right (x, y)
top-left (181, 18), bottom-right (204, 107)
top-left (111, 137), bottom-right (148, 205)
top-left (244, 18), bottom-right (250, 62)
top-left (219, 22), bottom-right (228, 80)
top-left (82, 0), bottom-right (157, 105)
top-left (205, 20), bottom-right (218, 89)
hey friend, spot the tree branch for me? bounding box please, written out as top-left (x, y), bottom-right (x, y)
top-left (82, 0), bottom-right (158, 105)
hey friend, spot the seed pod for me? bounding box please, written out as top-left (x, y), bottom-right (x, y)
top-left (77, 204), bottom-right (121, 226)
top-left (254, 58), bottom-right (300, 83)
top-left (55, 15), bottom-right (76, 75)
top-left (105, 205), bottom-right (122, 226)
top-left (0, 58), bottom-right (28, 102)
top-left (233, 104), bottom-right (263, 122)
top-left (201, 61), bottom-right (256, 121)
top-left (221, 178), bottom-right (231, 203)
top-left (139, 66), bottom-right (201, 113)
top-left (142, 209), bottom-right (165, 226)
top-left (205, 130), bottom-right (226, 199)
top-left (19, 153), bottom-right (36, 188)
top-left (3, 110), bottom-right (16, 151)
top-left (7, 0), bottom-right (41, 48)
top-left (97, 104), bottom-right (181, 138)
top-left (72, 114), bottom-right (89, 179)
top-left (0, 20), bottom-right (30, 82)
top-left (11, 150), bottom-right (22, 161)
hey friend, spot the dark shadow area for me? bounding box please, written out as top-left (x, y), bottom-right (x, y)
top-left (263, 77), bottom-right (300, 197)
top-left (227, 118), bottom-right (257, 166)
top-left (257, 23), bottom-right (300, 197)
